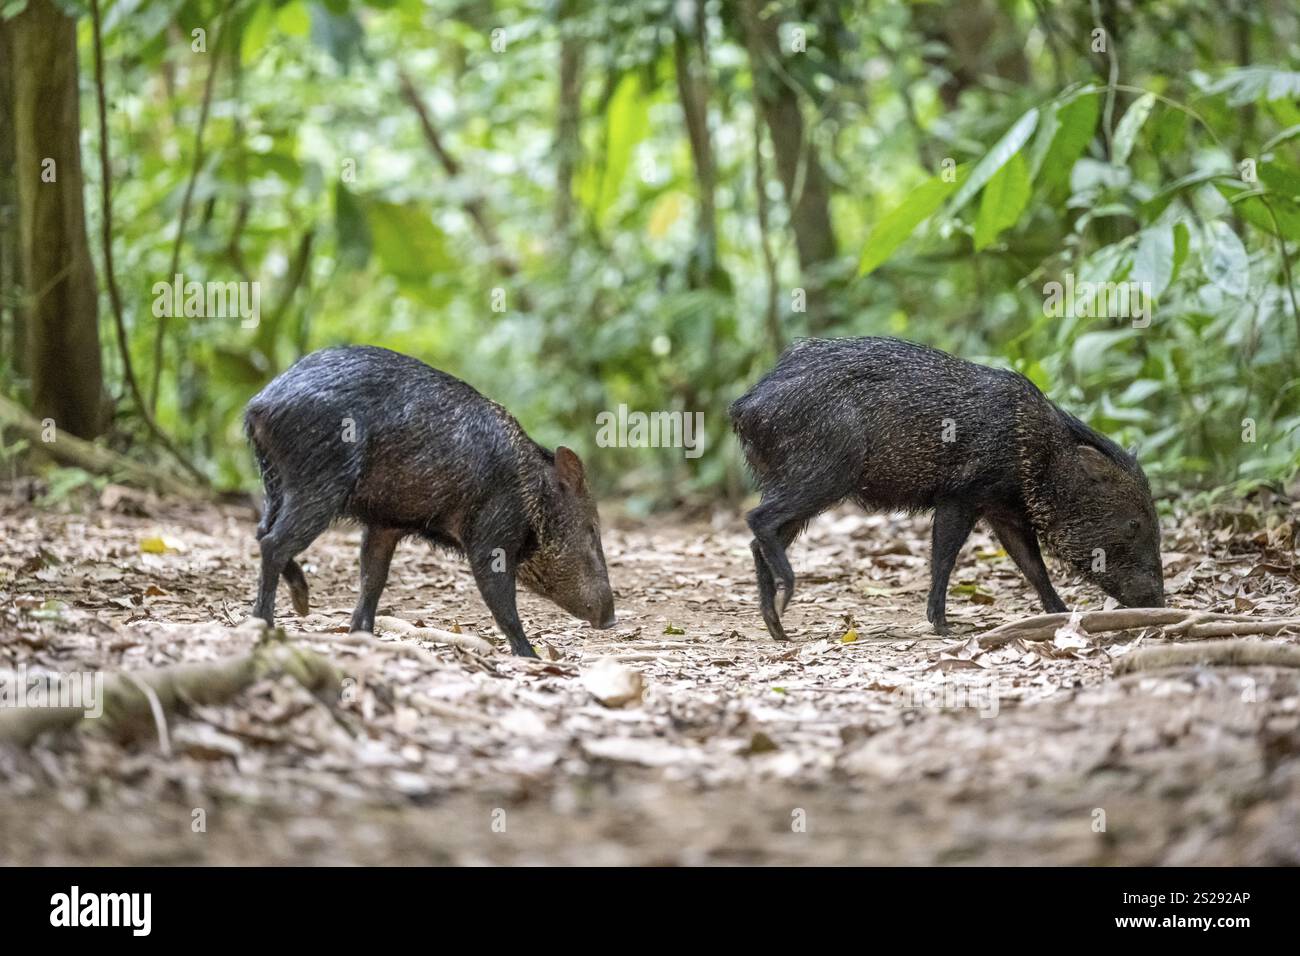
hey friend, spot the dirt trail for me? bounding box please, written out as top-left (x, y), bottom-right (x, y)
top-left (1, 488), bottom-right (1298, 864)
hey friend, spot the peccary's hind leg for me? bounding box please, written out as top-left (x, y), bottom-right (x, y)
top-left (747, 484), bottom-right (845, 640)
top-left (751, 540), bottom-right (781, 639)
top-left (927, 501), bottom-right (977, 634)
top-left (750, 525), bottom-right (798, 640)
top-left (349, 525), bottom-right (402, 633)
top-left (253, 492), bottom-right (336, 625)
top-left (252, 456), bottom-right (309, 617)
top-left (987, 514), bottom-right (1067, 614)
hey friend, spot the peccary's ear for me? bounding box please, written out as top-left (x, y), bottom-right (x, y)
top-left (555, 446), bottom-right (587, 494)
top-left (1076, 445), bottom-right (1116, 483)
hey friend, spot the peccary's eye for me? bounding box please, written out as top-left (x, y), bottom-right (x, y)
top-left (1128, 519), bottom-right (1141, 533)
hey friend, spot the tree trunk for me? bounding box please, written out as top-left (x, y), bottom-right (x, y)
top-left (0, 15), bottom-right (23, 385)
top-left (553, 10), bottom-right (584, 236)
top-left (11, 0), bottom-right (105, 439)
top-left (740, 0), bottom-right (838, 330)
top-left (674, 0), bottom-right (731, 291)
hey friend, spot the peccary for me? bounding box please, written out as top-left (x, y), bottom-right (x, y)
top-left (730, 337), bottom-right (1165, 638)
top-left (244, 346), bottom-right (616, 657)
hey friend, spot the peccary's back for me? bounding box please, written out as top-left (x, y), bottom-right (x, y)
top-left (246, 346), bottom-right (537, 529)
top-left (730, 337), bottom-right (1042, 511)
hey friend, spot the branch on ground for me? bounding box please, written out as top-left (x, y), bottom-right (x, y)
top-left (371, 616), bottom-right (495, 655)
top-left (1115, 639), bottom-right (1300, 675)
top-left (0, 632), bottom-right (340, 747)
top-left (978, 608), bottom-right (1300, 648)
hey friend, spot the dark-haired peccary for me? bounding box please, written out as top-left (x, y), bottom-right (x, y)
top-left (244, 346), bottom-right (616, 657)
top-left (730, 337), bottom-right (1164, 638)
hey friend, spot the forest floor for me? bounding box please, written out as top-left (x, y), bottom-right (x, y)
top-left (1, 481), bottom-right (1299, 865)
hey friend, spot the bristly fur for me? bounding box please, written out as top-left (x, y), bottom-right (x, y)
top-left (731, 336), bottom-right (1165, 637)
top-left (244, 345), bottom-right (614, 655)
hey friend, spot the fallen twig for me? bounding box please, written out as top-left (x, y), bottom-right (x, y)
top-left (372, 616), bottom-right (495, 655)
top-left (978, 608), bottom-right (1300, 648)
top-left (1115, 639), bottom-right (1300, 676)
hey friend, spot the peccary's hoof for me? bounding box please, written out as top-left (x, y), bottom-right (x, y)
top-left (761, 611), bottom-right (789, 641)
top-left (931, 621), bottom-right (951, 636)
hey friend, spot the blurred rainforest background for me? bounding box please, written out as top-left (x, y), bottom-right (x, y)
top-left (1, 0), bottom-right (1299, 511)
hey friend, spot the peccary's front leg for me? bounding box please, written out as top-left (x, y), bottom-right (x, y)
top-left (469, 556), bottom-right (537, 658)
top-left (350, 525), bottom-right (403, 633)
top-left (987, 515), bottom-right (1067, 614)
top-left (927, 502), bottom-right (977, 634)
top-left (464, 504), bottom-right (536, 657)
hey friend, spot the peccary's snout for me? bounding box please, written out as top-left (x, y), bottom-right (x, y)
top-left (593, 594), bottom-right (617, 629)
top-left (1121, 577), bottom-right (1165, 609)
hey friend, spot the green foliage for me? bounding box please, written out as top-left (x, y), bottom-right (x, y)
top-left (46, 0), bottom-right (1300, 503)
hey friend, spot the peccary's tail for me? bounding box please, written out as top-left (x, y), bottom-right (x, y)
top-left (245, 406), bottom-right (311, 616)
top-left (281, 559), bottom-right (310, 615)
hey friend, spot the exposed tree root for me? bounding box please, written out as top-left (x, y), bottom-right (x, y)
top-left (0, 632), bottom-right (340, 747)
top-left (0, 393), bottom-right (197, 499)
top-left (1115, 639), bottom-right (1300, 675)
top-left (978, 608), bottom-right (1300, 648)
top-left (371, 616), bottom-right (495, 655)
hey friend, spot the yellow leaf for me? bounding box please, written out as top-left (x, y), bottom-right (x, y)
top-left (647, 191), bottom-right (686, 240)
top-left (841, 629), bottom-right (859, 643)
top-left (140, 536), bottom-right (184, 554)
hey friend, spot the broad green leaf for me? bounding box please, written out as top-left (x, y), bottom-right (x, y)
top-left (581, 73), bottom-right (651, 227)
top-left (1201, 221), bottom-right (1249, 298)
top-left (1219, 185), bottom-right (1300, 242)
top-left (948, 108), bottom-right (1038, 214)
top-left (1130, 225), bottom-right (1175, 298)
top-left (367, 201), bottom-right (448, 280)
top-left (1033, 93), bottom-right (1099, 191)
top-left (1112, 92), bottom-right (1156, 167)
top-left (1071, 329), bottom-right (1137, 379)
top-left (974, 153), bottom-right (1030, 250)
top-left (1141, 168), bottom-right (1229, 219)
top-left (1118, 379), bottom-right (1164, 404)
top-left (1152, 107), bottom-right (1188, 157)
top-left (1260, 160), bottom-right (1300, 200)
top-left (857, 166), bottom-right (969, 276)
top-left (276, 1), bottom-right (311, 37)
top-left (240, 2), bottom-right (275, 62)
